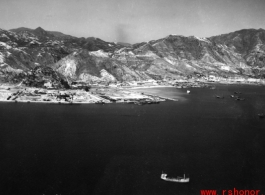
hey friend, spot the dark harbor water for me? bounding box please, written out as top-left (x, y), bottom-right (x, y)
top-left (1, 85), bottom-right (265, 195)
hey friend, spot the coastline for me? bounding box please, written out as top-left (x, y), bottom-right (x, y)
top-left (0, 80), bottom-right (264, 105)
top-left (0, 85), bottom-right (172, 105)
top-left (122, 85), bottom-right (175, 90)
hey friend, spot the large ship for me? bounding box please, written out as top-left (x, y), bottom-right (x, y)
top-left (161, 172), bottom-right (190, 183)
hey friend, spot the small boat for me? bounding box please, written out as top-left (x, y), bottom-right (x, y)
top-left (215, 95), bottom-right (224, 99)
top-left (187, 90), bottom-right (190, 94)
top-left (258, 113), bottom-right (264, 118)
top-left (161, 173), bottom-right (189, 183)
top-left (236, 97), bottom-right (245, 101)
top-left (230, 95), bottom-right (234, 98)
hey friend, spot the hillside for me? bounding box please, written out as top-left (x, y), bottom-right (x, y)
top-left (1, 27), bottom-right (265, 86)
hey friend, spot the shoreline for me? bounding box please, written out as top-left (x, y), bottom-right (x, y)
top-left (0, 81), bottom-right (264, 105)
top-left (0, 86), bottom-right (171, 105)
top-left (122, 85), bottom-right (175, 90)
top-left (0, 99), bottom-right (96, 104)
top-left (201, 81), bottom-right (265, 86)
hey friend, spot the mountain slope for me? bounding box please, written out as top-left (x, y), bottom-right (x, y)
top-left (1, 27), bottom-right (265, 86)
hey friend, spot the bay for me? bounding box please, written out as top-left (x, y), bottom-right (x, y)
top-left (0, 84), bottom-right (265, 195)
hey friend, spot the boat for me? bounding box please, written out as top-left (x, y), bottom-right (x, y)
top-left (161, 173), bottom-right (190, 183)
top-left (215, 95), bottom-right (224, 99)
top-left (236, 97), bottom-right (245, 101)
top-left (258, 113), bottom-right (264, 118)
top-left (187, 90), bottom-right (190, 94)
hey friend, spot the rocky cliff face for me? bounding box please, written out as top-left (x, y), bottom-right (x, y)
top-left (1, 27), bottom-right (265, 85)
top-left (209, 29), bottom-right (265, 71)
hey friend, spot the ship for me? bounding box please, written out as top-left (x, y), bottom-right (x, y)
top-left (258, 113), bottom-right (264, 118)
top-left (161, 172), bottom-right (190, 183)
top-left (215, 95), bottom-right (224, 99)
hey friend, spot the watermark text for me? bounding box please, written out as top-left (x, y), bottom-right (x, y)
top-left (200, 188), bottom-right (262, 195)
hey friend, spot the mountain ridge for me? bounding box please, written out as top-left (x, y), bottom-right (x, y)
top-left (1, 27), bottom-right (265, 87)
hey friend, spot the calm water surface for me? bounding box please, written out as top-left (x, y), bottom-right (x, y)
top-left (0, 84), bottom-right (265, 195)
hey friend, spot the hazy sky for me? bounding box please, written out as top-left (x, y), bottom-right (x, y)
top-left (0, 0), bottom-right (265, 43)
